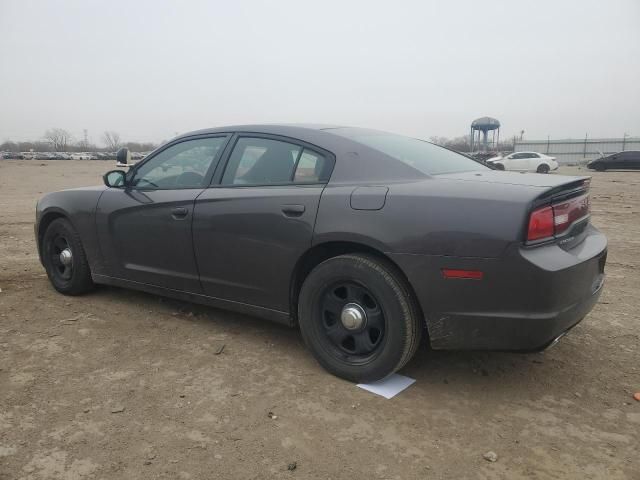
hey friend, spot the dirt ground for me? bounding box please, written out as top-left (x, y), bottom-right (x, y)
top-left (0, 159), bottom-right (638, 480)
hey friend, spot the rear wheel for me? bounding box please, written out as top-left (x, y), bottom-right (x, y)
top-left (42, 218), bottom-right (93, 295)
top-left (298, 254), bottom-right (422, 382)
top-left (537, 164), bottom-right (550, 174)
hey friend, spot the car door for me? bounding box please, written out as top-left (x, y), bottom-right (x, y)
top-left (193, 134), bottom-right (334, 313)
top-left (505, 153), bottom-right (527, 171)
top-left (526, 153), bottom-right (541, 171)
top-left (621, 151), bottom-right (640, 169)
top-left (95, 135), bottom-right (229, 292)
top-left (603, 153), bottom-right (618, 169)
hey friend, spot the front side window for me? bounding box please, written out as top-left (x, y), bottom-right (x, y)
top-left (132, 137), bottom-right (227, 189)
top-left (222, 137), bottom-right (302, 185)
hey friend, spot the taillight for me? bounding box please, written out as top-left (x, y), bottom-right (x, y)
top-left (527, 192), bottom-right (591, 242)
top-left (552, 193), bottom-right (590, 235)
top-left (527, 206), bottom-right (554, 241)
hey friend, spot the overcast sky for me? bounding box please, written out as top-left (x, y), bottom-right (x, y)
top-left (1, 0), bottom-right (638, 146)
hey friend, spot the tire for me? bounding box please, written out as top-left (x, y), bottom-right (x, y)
top-left (42, 218), bottom-right (93, 295)
top-left (298, 253), bottom-right (422, 382)
top-left (494, 164), bottom-right (505, 171)
top-left (594, 164), bottom-right (606, 172)
top-left (537, 164), bottom-right (550, 174)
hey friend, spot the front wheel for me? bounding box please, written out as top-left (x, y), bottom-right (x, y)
top-left (42, 218), bottom-right (93, 295)
top-left (537, 164), bottom-right (550, 174)
top-left (298, 254), bottom-right (422, 382)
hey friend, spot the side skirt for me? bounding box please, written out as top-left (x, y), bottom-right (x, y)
top-left (92, 274), bottom-right (294, 327)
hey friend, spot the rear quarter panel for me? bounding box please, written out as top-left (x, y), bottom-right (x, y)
top-left (314, 178), bottom-right (544, 258)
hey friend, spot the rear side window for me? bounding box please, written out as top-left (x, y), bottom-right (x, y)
top-left (222, 138), bottom-right (300, 185)
top-left (294, 149), bottom-right (327, 183)
top-left (222, 137), bottom-right (329, 185)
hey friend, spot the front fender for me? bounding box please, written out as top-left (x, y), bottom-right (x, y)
top-left (36, 186), bottom-right (106, 273)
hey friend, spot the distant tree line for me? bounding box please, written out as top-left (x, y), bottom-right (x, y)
top-left (0, 128), bottom-right (158, 153)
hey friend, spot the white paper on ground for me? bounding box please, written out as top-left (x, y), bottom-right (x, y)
top-left (356, 373), bottom-right (416, 399)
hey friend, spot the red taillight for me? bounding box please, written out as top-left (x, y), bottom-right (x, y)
top-left (527, 206), bottom-right (554, 241)
top-left (552, 193), bottom-right (590, 235)
top-left (527, 192), bottom-right (591, 242)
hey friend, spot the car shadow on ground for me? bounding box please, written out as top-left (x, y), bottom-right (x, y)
top-left (88, 284), bottom-right (591, 395)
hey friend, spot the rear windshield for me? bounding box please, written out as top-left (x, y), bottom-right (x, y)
top-left (329, 127), bottom-right (488, 175)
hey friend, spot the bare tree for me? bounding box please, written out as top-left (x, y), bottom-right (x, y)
top-left (102, 131), bottom-right (122, 151)
top-left (44, 128), bottom-right (73, 152)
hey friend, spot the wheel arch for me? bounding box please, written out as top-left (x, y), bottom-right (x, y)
top-left (289, 241), bottom-right (425, 330)
top-left (37, 208), bottom-right (74, 258)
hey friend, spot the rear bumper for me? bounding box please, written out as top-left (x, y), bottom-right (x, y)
top-left (390, 224), bottom-right (607, 351)
top-left (425, 272), bottom-right (603, 351)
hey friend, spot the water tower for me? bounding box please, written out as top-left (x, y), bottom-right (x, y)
top-left (470, 117), bottom-right (500, 153)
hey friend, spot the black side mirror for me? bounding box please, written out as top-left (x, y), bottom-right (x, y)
top-left (116, 147), bottom-right (131, 166)
top-left (103, 170), bottom-right (127, 188)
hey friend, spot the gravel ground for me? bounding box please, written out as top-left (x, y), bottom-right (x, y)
top-left (0, 160), bottom-right (638, 479)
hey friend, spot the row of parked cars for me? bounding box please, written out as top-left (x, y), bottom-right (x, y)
top-left (1, 151), bottom-right (149, 160)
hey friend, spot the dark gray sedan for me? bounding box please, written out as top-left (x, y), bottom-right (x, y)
top-left (35, 125), bottom-right (607, 382)
top-left (587, 151), bottom-right (640, 171)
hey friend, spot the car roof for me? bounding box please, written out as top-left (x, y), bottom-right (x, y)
top-left (176, 123), bottom-right (344, 138)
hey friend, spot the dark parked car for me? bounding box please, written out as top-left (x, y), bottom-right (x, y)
top-left (587, 151), bottom-right (640, 171)
top-left (35, 125), bottom-right (607, 381)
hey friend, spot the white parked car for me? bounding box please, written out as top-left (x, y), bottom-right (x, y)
top-left (487, 151), bottom-right (558, 173)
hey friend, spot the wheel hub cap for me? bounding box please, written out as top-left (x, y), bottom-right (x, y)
top-left (340, 303), bottom-right (366, 330)
top-left (59, 248), bottom-right (73, 266)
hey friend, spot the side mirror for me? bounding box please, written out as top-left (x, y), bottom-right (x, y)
top-left (103, 170), bottom-right (127, 188)
top-left (116, 147), bottom-right (131, 167)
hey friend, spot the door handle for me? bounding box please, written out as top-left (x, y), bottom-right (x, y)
top-left (281, 204), bottom-right (305, 217)
top-left (171, 207), bottom-right (189, 219)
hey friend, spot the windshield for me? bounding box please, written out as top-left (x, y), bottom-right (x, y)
top-left (329, 127), bottom-right (488, 175)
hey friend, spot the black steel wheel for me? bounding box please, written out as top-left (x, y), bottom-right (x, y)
top-left (319, 281), bottom-right (386, 363)
top-left (49, 233), bottom-right (74, 281)
top-left (42, 218), bottom-right (93, 295)
top-left (298, 253), bottom-right (422, 382)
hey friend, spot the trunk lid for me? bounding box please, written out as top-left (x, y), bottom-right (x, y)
top-left (437, 170), bottom-right (589, 189)
top-left (435, 171), bottom-right (592, 248)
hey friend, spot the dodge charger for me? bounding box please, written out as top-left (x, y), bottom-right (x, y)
top-left (35, 125), bottom-right (607, 382)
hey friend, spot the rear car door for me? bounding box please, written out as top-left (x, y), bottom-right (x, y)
top-left (526, 153), bottom-right (541, 171)
top-left (193, 134), bottom-right (334, 313)
top-left (95, 135), bottom-right (229, 292)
